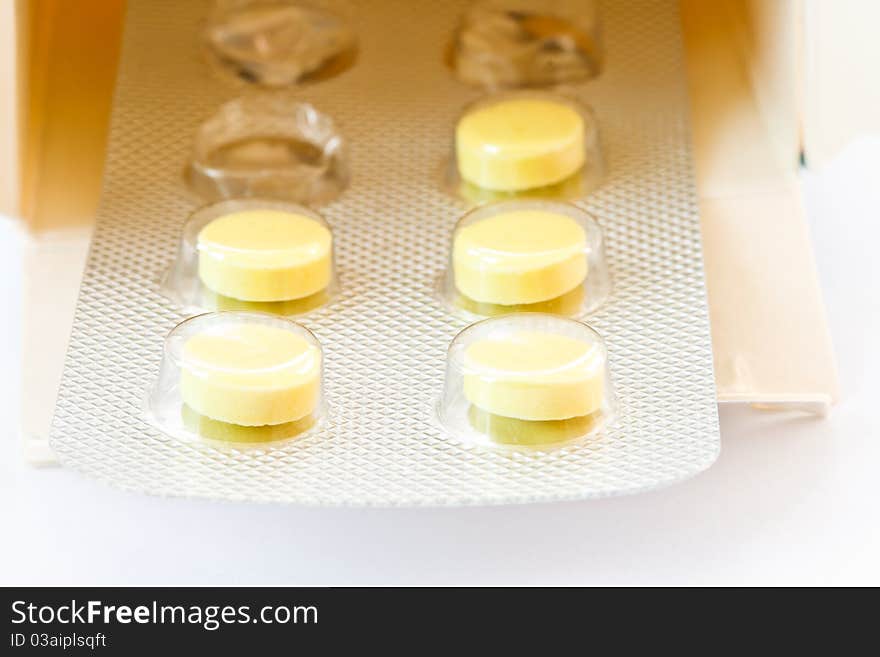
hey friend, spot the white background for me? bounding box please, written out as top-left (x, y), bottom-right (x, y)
top-left (1, 138), bottom-right (878, 586)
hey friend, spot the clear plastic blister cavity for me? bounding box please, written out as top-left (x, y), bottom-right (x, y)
top-left (204, 0), bottom-right (357, 87)
top-left (440, 199), bottom-right (610, 319)
top-left (147, 311), bottom-right (325, 447)
top-left (161, 198), bottom-right (337, 316)
top-left (438, 313), bottom-right (616, 450)
top-left (186, 95), bottom-right (349, 204)
top-left (449, 0), bottom-right (603, 89)
top-left (447, 90), bottom-right (603, 203)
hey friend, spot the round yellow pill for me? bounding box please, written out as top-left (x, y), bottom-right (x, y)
top-left (197, 209), bottom-right (332, 302)
top-left (453, 209), bottom-right (587, 305)
top-left (462, 330), bottom-right (604, 421)
top-left (180, 321), bottom-right (322, 426)
top-left (455, 96), bottom-right (586, 191)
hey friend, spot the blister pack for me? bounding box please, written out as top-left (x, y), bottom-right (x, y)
top-left (51, 0), bottom-right (719, 505)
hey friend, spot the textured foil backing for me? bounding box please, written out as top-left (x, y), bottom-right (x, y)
top-left (50, 0), bottom-right (720, 506)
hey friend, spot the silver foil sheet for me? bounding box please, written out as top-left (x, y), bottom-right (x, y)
top-left (50, 0), bottom-right (720, 506)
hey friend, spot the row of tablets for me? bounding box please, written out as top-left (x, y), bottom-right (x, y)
top-left (161, 197), bottom-right (610, 320)
top-left (148, 311), bottom-right (615, 450)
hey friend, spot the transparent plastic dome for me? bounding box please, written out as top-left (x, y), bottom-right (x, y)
top-left (204, 0), bottom-right (357, 87)
top-left (440, 199), bottom-right (610, 319)
top-left (161, 198), bottom-right (337, 317)
top-left (447, 90), bottom-right (603, 203)
top-left (147, 311), bottom-right (325, 447)
top-left (450, 0), bottom-right (603, 90)
top-left (438, 313), bottom-right (616, 450)
top-left (186, 96), bottom-right (349, 204)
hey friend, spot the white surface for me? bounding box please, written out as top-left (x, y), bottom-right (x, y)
top-left (19, 228), bottom-right (92, 465)
top-left (1, 138), bottom-right (878, 586)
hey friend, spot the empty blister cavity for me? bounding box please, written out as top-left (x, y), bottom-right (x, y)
top-left (438, 314), bottom-right (616, 449)
top-left (186, 96), bottom-right (349, 204)
top-left (204, 0), bottom-right (357, 87)
top-left (450, 0), bottom-right (602, 89)
top-left (147, 312), bottom-right (325, 446)
top-left (161, 199), bottom-right (336, 316)
top-left (447, 90), bottom-right (603, 202)
top-left (441, 200), bottom-right (610, 319)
